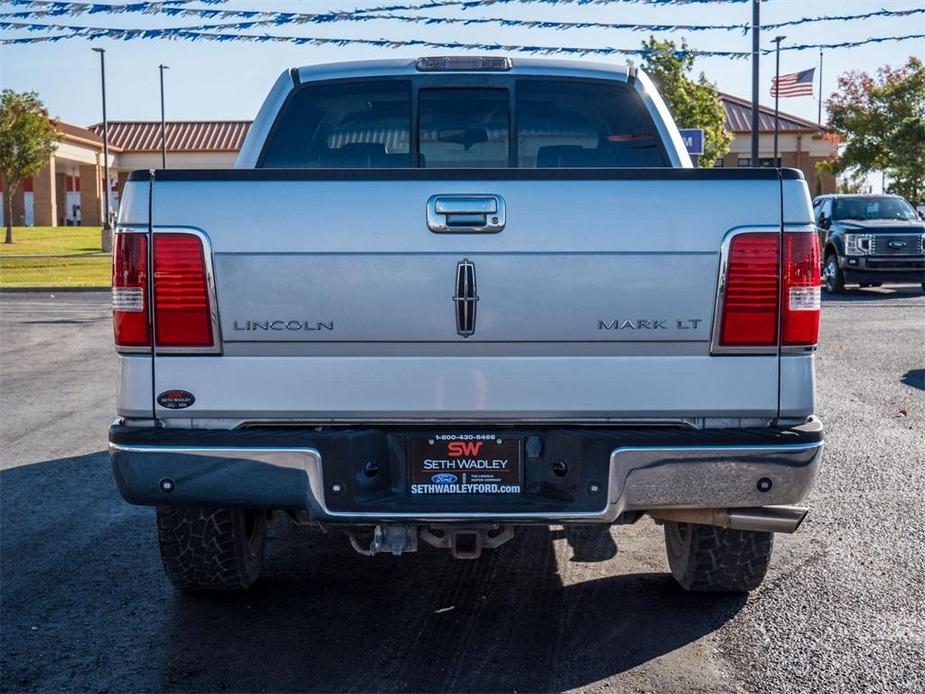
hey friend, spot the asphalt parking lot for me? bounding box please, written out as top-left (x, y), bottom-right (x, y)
top-left (1, 287), bottom-right (923, 693)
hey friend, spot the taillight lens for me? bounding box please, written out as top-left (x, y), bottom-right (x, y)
top-left (112, 233), bottom-right (150, 347)
top-left (719, 232), bottom-right (780, 346)
top-left (153, 233), bottom-right (213, 347)
top-left (111, 231), bottom-right (215, 351)
top-left (781, 231), bottom-right (821, 346)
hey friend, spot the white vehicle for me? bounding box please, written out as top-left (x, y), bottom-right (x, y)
top-left (110, 57), bottom-right (823, 593)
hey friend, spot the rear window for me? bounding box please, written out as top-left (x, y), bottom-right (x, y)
top-left (259, 77), bottom-right (667, 168)
top-left (516, 80), bottom-right (666, 167)
top-left (260, 80), bottom-right (412, 168)
top-left (419, 89), bottom-right (510, 168)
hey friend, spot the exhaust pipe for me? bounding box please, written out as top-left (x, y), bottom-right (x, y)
top-left (648, 505), bottom-right (808, 534)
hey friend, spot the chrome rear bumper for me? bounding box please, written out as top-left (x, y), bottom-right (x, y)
top-left (110, 419), bottom-right (822, 524)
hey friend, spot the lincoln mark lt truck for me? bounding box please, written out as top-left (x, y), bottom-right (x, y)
top-left (109, 57), bottom-right (824, 593)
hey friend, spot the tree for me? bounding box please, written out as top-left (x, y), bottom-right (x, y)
top-left (826, 57), bottom-right (925, 202)
top-left (0, 90), bottom-right (62, 243)
top-left (640, 37), bottom-right (733, 167)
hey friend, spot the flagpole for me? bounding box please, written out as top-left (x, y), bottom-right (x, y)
top-left (773, 36), bottom-right (785, 166)
top-left (817, 49), bottom-right (824, 125)
top-left (750, 0), bottom-right (760, 166)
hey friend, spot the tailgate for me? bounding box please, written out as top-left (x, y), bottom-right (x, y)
top-left (130, 169), bottom-right (798, 422)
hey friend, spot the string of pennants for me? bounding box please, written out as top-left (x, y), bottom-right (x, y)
top-left (1, 0), bottom-right (924, 55)
top-left (3, 1), bottom-right (924, 36)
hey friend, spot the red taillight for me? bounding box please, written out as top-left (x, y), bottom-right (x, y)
top-left (719, 233), bottom-right (780, 346)
top-left (111, 231), bottom-right (215, 351)
top-left (153, 233), bottom-right (213, 348)
top-left (112, 233), bottom-right (150, 347)
top-left (781, 231), bottom-right (821, 346)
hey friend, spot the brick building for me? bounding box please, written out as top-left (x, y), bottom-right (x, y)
top-left (0, 122), bottom-right (119, 227)
top-left (716, 92), bottom-right (838, 193)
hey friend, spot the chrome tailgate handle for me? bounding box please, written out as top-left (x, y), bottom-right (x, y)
top-left (426, 194), bottom-right (506, 233)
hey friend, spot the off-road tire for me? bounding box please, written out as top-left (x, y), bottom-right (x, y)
top-left (823, 252), bottom-right (845, 294)
top-left (664, 521), bottom-right (773, 593)
top-left (156, 506), bottom-right (268, 592)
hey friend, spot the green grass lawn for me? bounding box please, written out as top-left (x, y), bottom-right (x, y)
top-left (0, 226), bottom-right (107, 256)
top-left (0, 255), bottom-right (111, 288)
top-left (0, 227), bottom-right (110, 287)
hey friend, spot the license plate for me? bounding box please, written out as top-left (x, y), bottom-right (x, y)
top-left (408, 435), bottom-right (523, 495)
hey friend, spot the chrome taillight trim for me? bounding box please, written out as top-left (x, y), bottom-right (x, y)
top-left (710, 225), bottom-right (819, 356)
top-left (112, 227), bottom-right (222, 356)
top-left (709, 227), bottom-right (781, 356)
top-left (152, 228), bottom-right (223, 355)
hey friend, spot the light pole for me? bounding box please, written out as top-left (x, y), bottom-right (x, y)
top-left (92, 47), bottom-right (112, 250)
top-left (817, 49), bottom-right (824, 126)
top-left (772, 36), bottom-right (786, 166)
top-left (159, 64), bottom-right (169, 169)
top-left (750, 0), bottom-right (760, 166)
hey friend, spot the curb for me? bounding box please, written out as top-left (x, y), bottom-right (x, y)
top-left (0, 286), bottom-right (110, 293)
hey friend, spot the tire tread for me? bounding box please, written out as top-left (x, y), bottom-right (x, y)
top-left (156, 506), bottom-right (264, 592)
top-left (665, 522), bottom-right (773, 593)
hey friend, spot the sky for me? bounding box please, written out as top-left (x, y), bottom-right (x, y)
top-left (0, 0), bottom-right (923, 129)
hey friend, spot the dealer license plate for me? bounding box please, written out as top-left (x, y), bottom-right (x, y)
top-left (408, 435), bottom-right (523, 495)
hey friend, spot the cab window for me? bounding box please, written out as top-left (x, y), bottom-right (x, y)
top-left (260, 80), bottom-right (412, 168)
top-left (516, 79), bottom-right (668, 167)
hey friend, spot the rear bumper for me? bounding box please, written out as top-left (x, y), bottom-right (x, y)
top-left (109, 418), bottom-right (823, 523)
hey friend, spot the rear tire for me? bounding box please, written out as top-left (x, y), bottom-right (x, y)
top-left (156, 506), bottom-right (268, 592)
top-left (664, 521), bottom-right (773, 593)
top-left (823, 253), bottom-right (845, 294)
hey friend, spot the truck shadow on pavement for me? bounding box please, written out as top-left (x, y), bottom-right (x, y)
top-left (1, 452), bottom-right (746, 693)
top-left (900, 369), bottom-right (924, 391)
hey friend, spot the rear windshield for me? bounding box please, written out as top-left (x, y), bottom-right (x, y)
top-left (259, 78), bottom-right (668, 168)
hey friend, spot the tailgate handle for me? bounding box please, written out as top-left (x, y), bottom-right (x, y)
top-left (427, 194), bottom-right (506, 233)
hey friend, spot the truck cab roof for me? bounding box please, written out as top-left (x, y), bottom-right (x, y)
top-left (290, 57), bottom-right (633, 84)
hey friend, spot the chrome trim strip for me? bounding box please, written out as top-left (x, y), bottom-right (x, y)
top-left (781, 345), bottom-right (816, 355)
top-left (110, 439), bottom-right (822, 523)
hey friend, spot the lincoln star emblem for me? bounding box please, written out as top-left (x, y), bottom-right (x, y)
top-left (453, 259), bottom-right (478, 337)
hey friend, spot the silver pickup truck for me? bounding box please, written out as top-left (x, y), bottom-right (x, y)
top-left (109, 57), bottom-right (823, 594)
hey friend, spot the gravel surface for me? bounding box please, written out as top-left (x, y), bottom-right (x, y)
top-left (1, 287), bottom-right (923, 693)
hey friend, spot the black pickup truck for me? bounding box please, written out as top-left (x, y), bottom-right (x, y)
top-left (814, 194), bottom-right (925, 293)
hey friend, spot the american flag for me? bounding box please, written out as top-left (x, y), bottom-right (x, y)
top-left (770, 68), bottom-right (815, 97)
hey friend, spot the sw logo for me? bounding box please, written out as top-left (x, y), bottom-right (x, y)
top-left (431, 473), bottom-right (459, 484)
top-left (447, 441), bottom-right (484, 457)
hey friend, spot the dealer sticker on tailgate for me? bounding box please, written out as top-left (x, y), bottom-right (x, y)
top-left (408, 435), bottom-right (523, 495)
